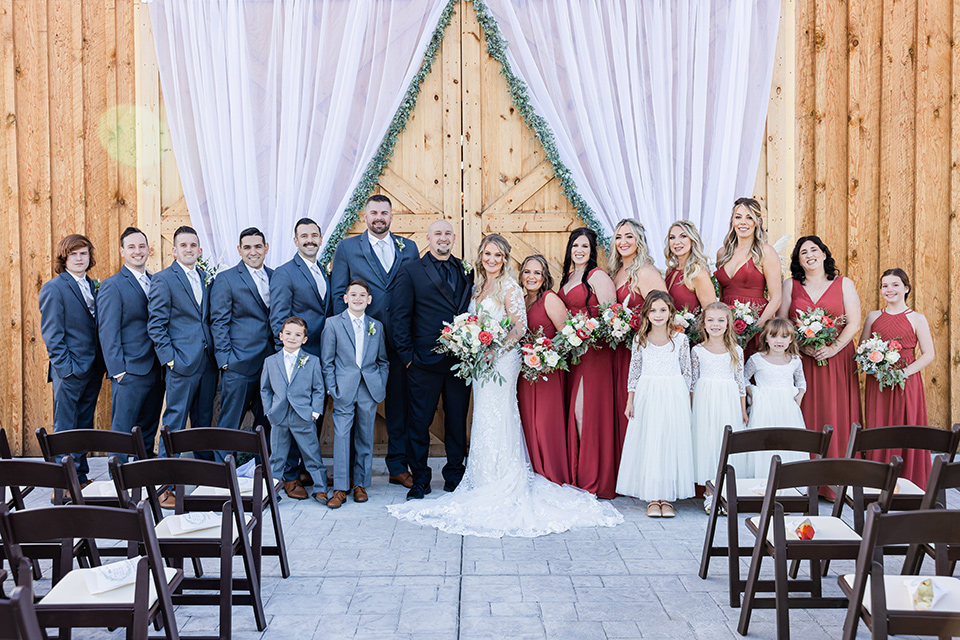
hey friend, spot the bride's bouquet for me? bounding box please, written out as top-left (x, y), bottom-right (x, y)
top-left (555, 311), bottom-right (601, 364)
top-left (519, 328), bottom-right (568, 383)
top-left (597, 302), bottom-right (635, 348)
top-left (794, 307), bottom-right (844, 366)
top-left (435, 311), bottom-right (510, 385)
top-left (855, 333), bottom-right (908, 391)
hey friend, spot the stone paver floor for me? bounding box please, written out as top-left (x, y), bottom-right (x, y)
top-left (7, 456), bottom-right (951, 639)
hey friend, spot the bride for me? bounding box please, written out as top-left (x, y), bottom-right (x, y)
top-left (387, 234), bottom-right (623, 537)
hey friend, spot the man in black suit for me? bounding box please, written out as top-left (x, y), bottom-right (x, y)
top-left (392, 220), bottom-right (474, 499)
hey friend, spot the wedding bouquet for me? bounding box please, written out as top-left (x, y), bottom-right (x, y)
top-left (555, 312), bottom-right (601, 364)
top-left (673, 306), bottom-right (701, 345)
top-left (519, 328), bottom-right (568, 383)
top-left (855, 332), bottom-right (908, 391)
top-left (597, 302), bottom-right (635, 347)
top-left (435, 311), bottom-right (510, 384)
top-left (795, 307), bottom-right (843, 366)
top-left (730, 300), bottom-right (764, 348)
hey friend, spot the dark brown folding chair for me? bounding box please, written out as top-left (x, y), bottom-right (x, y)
top-left (903, 455), bottom-right (960, 576)
top-left (160, 425), bottom-right (290, 579)
top-left (0, 503), bottom-right (181, 640)
top-left (110, 456), bottom-right (267, 639)
top-left (698, 424), bottom-right (833, 607)
top-left (0, 569), bottom-right (43, 640)
top-left (0, 430), bottom-right (34, 509)
top-left (839, 505), bottom-right (960, 640)
top-left (737, 456), bottom-right (901, 639)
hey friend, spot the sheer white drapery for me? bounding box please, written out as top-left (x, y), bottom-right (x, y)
top-left (483, 0), bottom-right (781, 262)
top-left (147, 0), bottom-right (448, 267)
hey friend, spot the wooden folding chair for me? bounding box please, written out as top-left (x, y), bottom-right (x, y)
top-left (110, 456), bottom-right (267, 639)
top-left (737, 456), bottom-right (901, 639)
top-left (698, 425), bottom-right (832, 607)
top-left (839, 505), bottom-right (960, 640)
top-left (0, 503), bottom-right (181, 640)
top-left (0, 569), bottom-right (43, 640)
top-left (160, 425), bottom-right (290, 579)
top-left (0, 429), bottom-right (33, 509)
top-left (903, 455), bottom-right (960, 576)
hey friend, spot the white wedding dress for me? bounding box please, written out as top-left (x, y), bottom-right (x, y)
top-left (387, 280), bottom-right (623, 538)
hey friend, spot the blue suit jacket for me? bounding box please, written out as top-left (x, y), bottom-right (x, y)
top-left (39, 272), bottom-right (103, 380)
top-left (330, 232), bottom-right (419, 349)
top-left (269, 254), bottom-right (332, 357)
top-left (147, 261), bottom-right (215, 377)
top-left (210, 262), bottom-right (275, 376)
top-left (260, 349), bottom-right (325, 424)
top-left (97, 267), bottom-right (160, 377)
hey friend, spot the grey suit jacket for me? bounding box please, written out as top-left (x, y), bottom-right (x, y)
top-left (260, 349), bottom-right (326, 424)
top-left (320, 311), bottom-right (389, 404)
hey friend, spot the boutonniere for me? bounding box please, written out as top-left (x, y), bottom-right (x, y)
top-left (297, 354), bottom-right (308, 369)
top-left (394, 237), bottom-right (406, 252)
top-left (367, 322), bottom-right (377, 336)
top-left (196, 255), bottom-right (220, 287)
top-left (92, 278), bottom-right (101, 292)
top-left (462, 261), bottom-right (473, 276)
top-left (323, 261), bottom-right (333, 275)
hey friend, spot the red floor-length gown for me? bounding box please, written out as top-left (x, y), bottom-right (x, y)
top-left (715, 259), bottom-right (768, 358)
top-left (788, 278), bottom-right (862, 466)
top-left (612, 282), bottom-right (645, 477)
top-left (666, 268), bottom-right (702, 315)
top-left (559, 268), bottom-right (618, 499)
top-left (863, 310), bottom-right (931, 488)
top-left (518, 291), bottom-right (577, 485)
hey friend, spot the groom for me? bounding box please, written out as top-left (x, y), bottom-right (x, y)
top-left (393, 220), bottom-right (473, 499)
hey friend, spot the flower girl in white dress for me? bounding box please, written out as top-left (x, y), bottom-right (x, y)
top-left (616, 291), bottom-right (695, 518)
top-left (742, 318), bottom-right (808, 477)
top-left (691, 303), bottom-right (747, 510)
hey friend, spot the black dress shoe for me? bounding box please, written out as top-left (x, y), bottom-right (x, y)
top-left (406, 483), bottom-right (432, 500)
top-left (443, 480), bottom-right (460, 493)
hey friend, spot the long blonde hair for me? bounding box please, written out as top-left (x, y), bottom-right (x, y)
top-left (664, 220), bottom-right (710, 285)
top-left (698, 301), bottom-right (741, 369)
top-left (716, 197), bottom-right (767, 270)
top-left (473, 233), bottom-right (515, 306)
top-left (634, 290), bottom-right (677, 350)
top-left (607, 218), bottom-right (655, 293)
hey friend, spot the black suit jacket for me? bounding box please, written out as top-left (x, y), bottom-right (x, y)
top-left (392, 254), bottom-right (473, 373)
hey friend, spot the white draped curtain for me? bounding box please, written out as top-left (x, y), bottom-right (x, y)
top-left (147, 0), bottom-right (449, 267)
top-left (483, 0), bottom-right (781, 262)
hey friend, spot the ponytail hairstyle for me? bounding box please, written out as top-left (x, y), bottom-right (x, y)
top-left (756, 317), bottom-right (800, 357)
top-left (698, 301), bottom-right (741, 369)
top-left (635, 290), bottom-right (677, 350)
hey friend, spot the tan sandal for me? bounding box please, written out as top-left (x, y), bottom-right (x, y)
top-left (646, 500), bottom-right (662, 518)
top-left (660, 501), bottom-right (676, 518)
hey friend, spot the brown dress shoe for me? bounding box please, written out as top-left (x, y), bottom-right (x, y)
top-left (298, 471), bottom-right (314, 486)
top-left (283, 480), bottom-right (308, 500)
top-left (327, 490), bottom-right (347, 509)
top-left (353, 486), bottom-right (368, 503)
top-left (389, 472), bottom-right (414, 488)
top-left (159, 489), bottom-right (177, 509)
top-left (313, 491), bottom-right (328, 505)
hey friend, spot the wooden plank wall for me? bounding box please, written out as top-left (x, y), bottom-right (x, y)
top-left (754, 0), bottom-right (959, 429)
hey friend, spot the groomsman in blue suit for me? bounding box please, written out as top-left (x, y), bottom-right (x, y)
top-left (97, 227), bottom-right (163, 461)
top-left (331, 195), bottom-right (419, 489)
top-left (210, 227), bottom-right (274, 455)
top-left (269, 217), bottom-right (333, 499)
top-left (147, 225), bottom-right (217, 477)
top-left (39, 234), bottom-right (105, 485)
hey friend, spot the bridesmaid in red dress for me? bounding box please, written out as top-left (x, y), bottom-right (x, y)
top-left (517, 255), bottom-right (577, 485)
top-left (664, 220), bottom-right (717, 316)
top-left (608, 219), bottom-right (666, 474)
top-left (860, 268), bottom-right (935, 488)
top-left (558, 228), bottom-right (618, 499)
top-left (778, 236), bottom-right (863, 490)
top-left (714, 198), bottom-right (782, 358)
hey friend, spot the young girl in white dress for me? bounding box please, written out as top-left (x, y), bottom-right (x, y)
top-left (742, 317), bottom-right (808, 476)
top-left (691, 302), bottom-right (747, 510)
top-left (616, 290), bottom-right (695, 518)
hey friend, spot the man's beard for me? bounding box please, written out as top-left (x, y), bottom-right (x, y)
top-left (435, 245), bottom-right (451, 255)
top-left (369, 221), bottom-right (389, 235)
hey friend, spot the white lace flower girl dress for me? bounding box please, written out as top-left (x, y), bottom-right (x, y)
top-left (690, 344), bottom-right (746, 484)
top-left (741, 353), bottom-right (808, 477)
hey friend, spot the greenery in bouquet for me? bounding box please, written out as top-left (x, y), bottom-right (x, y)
top-left (672, 306), bottom-right (702, 345)
top-left (794, 306), bottom-right (844, 366)
top-left (519, 327), bottom-right (568, 383)
top-left (855, 332), bottom-right (908, 391)
top-left (729, 300), bottom-right (763, 348)
top-left (435, 311), bottom-right (511, 385)
top-left (597, 302), bottom-right (636, 348)
top-left (555, 311), bottom-right (601, 365)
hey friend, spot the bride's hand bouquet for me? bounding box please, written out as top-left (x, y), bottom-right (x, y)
top-left (730, 300), bottom-right (763, 348)
top-left (855, 332), bottom-right (908, 391)
top-left (794, 307), bottom-right (844, 366)
top-left (555, 312), bottom-right (601, 365)
top-left (435, 311), bottom-right (511, 385)
top-left (519, 327), bottom-right (568, 383)
top-left (673, 306), bottom-right (702, 344)
top-left (597, 302), bottom-right (635, 348)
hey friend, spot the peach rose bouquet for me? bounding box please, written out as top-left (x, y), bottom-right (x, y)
top-left (855, 332), bottom-right (908, 391)
top-left (519, 327), bottom-right (568, 383)
top-left (794, 307), bottom-right (844, 366)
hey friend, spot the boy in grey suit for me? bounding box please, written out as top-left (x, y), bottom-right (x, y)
top-left (260, 316), bottom-right (329, 504)
top-left (320, 280), bottom-right (389, 509)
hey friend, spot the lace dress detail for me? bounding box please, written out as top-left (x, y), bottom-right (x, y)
top-left (387, 279), bottom-right (623, 537)
top-left (626, 332), bottom-right (692, 392)
top-left (744, 354), bottom-right (806, 392)
top-left (740, 354), bottom-right (808, 477)
top-left (691, 345), bottom-right (747, 397)
top-left (690, 345), bottom-right (746, 483)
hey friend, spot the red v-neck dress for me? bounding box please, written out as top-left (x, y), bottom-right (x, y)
top-left (517, 291), bottom-right (577, 486)
top-left (612, 282), bottom-right (645, 477)
top-left (863, 310), bottom-right (931, 488)
top-left (558, 268), bottom-right (618, 499)
top-left (787, 277), bottom-right (862, 462)
top-left (715, 259), bottom-right (768, 358)
top-left (666, 268), bottom-right (702, 315)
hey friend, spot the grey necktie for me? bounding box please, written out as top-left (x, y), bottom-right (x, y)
top-left (139, 272), bottom-right (150, 296)
top-left (253, 268), bottom-right (270, 307)
top-left (309, 262), bottom-right (327, 300)
top-left (187, 269), bottom-right (203, 306)
top-left (375, 239), bottom-right (393, 272)
top-left (353, 317), bottom-right (364, 366)
top-left (79, 278), bottom-right (95, 316)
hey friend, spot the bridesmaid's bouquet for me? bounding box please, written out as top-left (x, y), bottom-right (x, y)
top-left (673, 306), bottom-right (702, 345)
top-left (555, 312), bottom-right (601, 364)
top-left (794, 307), bottom-right (844, 366)
top-left (519, 328), bottom-right (568, 383)
top-left (730, 300), bottom-right (764, 348)
top-left (597, 302), bottom-right (635, 347)
top-left (435, 311), bottom-right (510, 384)
top-left (855, 333), bottom-right (908, 391)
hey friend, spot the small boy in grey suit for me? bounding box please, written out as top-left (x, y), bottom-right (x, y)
top-left (260, 316), bottom-right (329, 504)
top-left (321, 279), bottom-right (389, 508)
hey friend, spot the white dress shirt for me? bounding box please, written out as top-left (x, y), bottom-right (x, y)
top-left (179, 261), bottom-right (203, 306)
top-left (368, 233), bottom-right (395, 272)
top-left (68, 271), bottom-right (96, 316)
top-left (303, 257), bottom-right (327, 299)
top-left (350, 313), bottom-right (366, 367)
top-left (248, 264), bottom-right (270, 307)
top-left (124, 264), bottom-right (151, 296)
top-left (283, 348), bottom-right (300, 383)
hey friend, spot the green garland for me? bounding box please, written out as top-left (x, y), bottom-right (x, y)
top-left (322, 0), bottom-right (609, 265)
